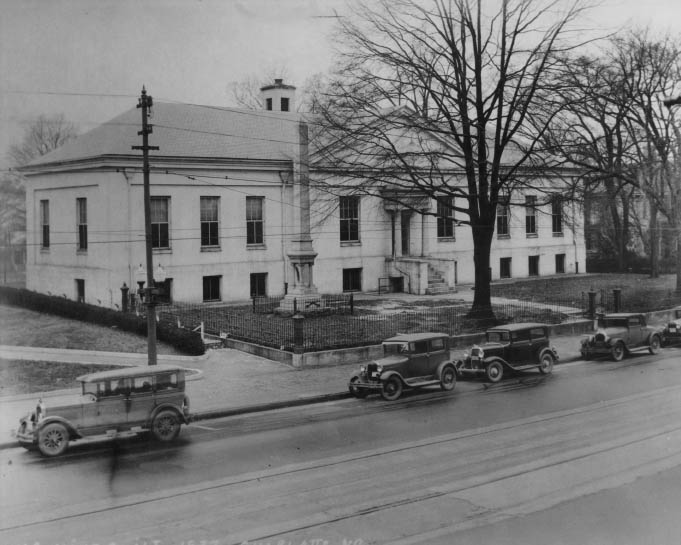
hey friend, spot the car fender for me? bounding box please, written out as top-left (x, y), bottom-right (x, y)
top-left (538, 346), bottom-right (558, 361)
top-left (148, 403), bottom-right (188, 426)
top-left (37, 416), bottom-right (81, 440)
top-left (483, 356), bottom-right (509, 369)
top-left (436, 360), bottom-right (455, 379)
top-left (379, 370), bottom-right (405, 385)
top-left (646, 330), bottom-right (662, 344)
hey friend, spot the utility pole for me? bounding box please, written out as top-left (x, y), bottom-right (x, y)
top-left (132, 86), bottom-right (160, 365)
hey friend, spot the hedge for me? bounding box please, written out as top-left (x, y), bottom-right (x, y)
top-left (0, 287), bottom-right (205, 356)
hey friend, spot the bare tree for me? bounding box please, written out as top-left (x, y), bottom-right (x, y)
top-left (311, 0), bottom-right (593, 318)
top-left (1, 114), bottom-right (78, 271)
top-left (8, 114), bottom-right (78, 167)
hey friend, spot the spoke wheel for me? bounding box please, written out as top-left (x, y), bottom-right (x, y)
top-left (38, 423), bottom-right (69, 457)
top-left (151, 410), bottom-right (181, 442)
top-left (349, 376), bottom-right (368, 398)
top-left (539, 353), bottom-right (555, 375)
top-left (611, 341), bottom-right (625, 362)
top-left (440, 365), bottom-right (457, 391)
top-left (649, 335), bottom-right (661, 355)
top-left (486, 361), bottom-right (504, 383)
top-left (381, 376), bottom-right (403, 401)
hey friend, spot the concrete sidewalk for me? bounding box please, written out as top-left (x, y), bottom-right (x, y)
top-left (0, 333), bottom-right (587, 450)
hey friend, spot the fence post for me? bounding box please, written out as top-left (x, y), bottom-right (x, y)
top-left (293, 313), bottom-right (305, 363)
top-left (350, 293), bottom-right (354, 315)
top-left (613, 288), bottom-right (622, 313)
top-left (588, 289), bottom-right (597, 319)
top-left (200, 321), bottom-right (205, 341)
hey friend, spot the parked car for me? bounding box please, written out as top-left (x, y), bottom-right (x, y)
top-left (455, 323), bottom-right (558, 383)
top-left (348, 332), bottom-right (457, 401)
top-left (580, 313), bottom-right (663, 361)
top-left (662, 307), bottom-right (681, 346)
top-left (16, 365), bottom-right (190, 457)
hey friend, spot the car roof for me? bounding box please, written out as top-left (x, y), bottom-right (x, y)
top-left (384, 332), bottom-right (448, 343)
top-left (602, 313), bottom-right (642, 318)
top-left (487, 322), bottom-right (549, 332)
top-left (77, 364), bottom-right (185, 383)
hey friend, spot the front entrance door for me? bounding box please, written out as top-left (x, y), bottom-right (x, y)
top-left (401, 211), bottom-right (411, 256)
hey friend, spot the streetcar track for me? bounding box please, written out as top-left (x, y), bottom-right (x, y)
top-left (3, 382), bottom-right (681, 535)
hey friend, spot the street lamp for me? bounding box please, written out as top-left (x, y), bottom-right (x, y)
top-left (135, 263), bottom-right (146, 294)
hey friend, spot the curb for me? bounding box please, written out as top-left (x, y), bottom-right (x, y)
top-left (0, 391), bottom-right (353, 452)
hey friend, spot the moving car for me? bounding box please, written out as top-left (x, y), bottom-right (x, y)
top-left (455, 323), bottom-right (558, 383)
top-left (662, 307), bottom-right (681, 346)
top-left (348, 332), bottom-right (457, 401)
top-left (580, 313), bottom-right (662, 361)
top-left (16, 364), bottom-right (190, 457)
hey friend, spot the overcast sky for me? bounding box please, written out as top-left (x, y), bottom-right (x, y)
top-left (2, 0), bottom-right (681, 169)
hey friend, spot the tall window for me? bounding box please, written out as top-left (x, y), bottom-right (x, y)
top-left (551, 196), bottom-right (563, 234)
top-left (150, 197), bottom-right (170, 249)
top-left (343, 268), bottom-right (362, 291)
top-left (500, 257), bottom-right (512, 279)
top-left (250, 273), bottom-right (268, 297)
top-left (202, 275), bottom-right (221, 302)
top-left (76, 198), bottom-right (87, 250)
top-left (436, 196), bottom-right (455, 238)
top-left (246, 196), bottom-right (264, 245)
top-left (529, 255), bottom-right (540, 276)
top-left (40, 200), bottom-right (50, 248)
top-left (525, 195), bottom-right (537, 235)
top-left (340, 196), bottom-right (359, 242)
top-left (497, 199), bottom-right (510, 236)
top-left (200, 197), bottom-right (219, 247)
top-left (281, 97), bottom-right (290, 112)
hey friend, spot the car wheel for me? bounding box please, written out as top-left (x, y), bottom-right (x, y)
top-left (349, 376), bottom-right (368, 398)
top-left (381, 375), bottom-right (403, 401)
top-left (649, 335), bottom-right (661, 355)
top-left (581, 350), bottom-right (592, 361)
top-left (440, 365), bottom-right (457, 391)
top-left (538, 353), bottom-right (555, 375)
top-left (38, 422), bottom-right (69, 457)
top-left (611, 341), bottom-right (625, 362)
top-left (486, 361), bottom-right (504, 383)
top-left (151, 410), bottom-right (181, 442)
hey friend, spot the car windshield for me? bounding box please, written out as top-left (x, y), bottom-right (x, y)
top-left (487, 331), bottom-right (510, 343)
top-left (598, 318), bottom-right (628, 328)
top-left (82, 382), bottom-right (98, 397)
top-left (383, 342), bottom-right (409, 355)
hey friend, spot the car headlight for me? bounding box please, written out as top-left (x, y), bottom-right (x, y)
top-left (360, 365), bottom-right (366, 373)
top-left (376, 365), bottom-right (383, 373)
top-left (463, 351), bottom-right (469, 360)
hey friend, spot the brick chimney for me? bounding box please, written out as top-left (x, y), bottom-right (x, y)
top-left (260, 79), bottom-right (296, 112)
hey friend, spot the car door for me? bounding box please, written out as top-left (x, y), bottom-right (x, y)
top-left (627, 316), bottom-right (644, 346)
top-left (127, 374), bottom-right (156, 427)
top-left (84, 379), bottom-right (129, 433)
top-left (407, 340), bottom-right (430, 380)
top-left (510, 329), bottom-right (533, 364)
top-left (426, 337), bottom-right (447, 378)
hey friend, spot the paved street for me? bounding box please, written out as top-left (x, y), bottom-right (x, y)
top-left (1, 347), bottom-right (680, 545)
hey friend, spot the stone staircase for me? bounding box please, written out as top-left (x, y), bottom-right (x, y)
top-left (425, 264), bottom-right (453, 295)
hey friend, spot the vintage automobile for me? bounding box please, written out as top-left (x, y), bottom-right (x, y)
top-left (454, 323), bottom-right (558, 383)
top-left (662, 307), bottom-right (681, 346)
top-left (16, 364), bottom-right (190, 457)
top-left (348, 332), bottom-right (457, 401)
top-left (580, 313), bottom-right (663, 361)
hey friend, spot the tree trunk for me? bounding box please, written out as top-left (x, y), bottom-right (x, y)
top-left (676, 226), bottom-right (681, 295)
top-left (649, 202), bottom-right (659, 278)
top-left (468, 222), bottom-right (495, 322)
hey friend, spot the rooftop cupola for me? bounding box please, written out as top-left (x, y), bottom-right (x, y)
top-left (260, 78), bottom-right (296, 112)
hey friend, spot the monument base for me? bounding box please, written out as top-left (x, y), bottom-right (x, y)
top-left (277, 293), bottom-right (324, 315)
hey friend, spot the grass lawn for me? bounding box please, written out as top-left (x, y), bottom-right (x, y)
top-left (0, 304), bottom-right (184, 354)
top-left (490, 273), bottom-right (680, 311)
top-left (0, 359), bottom-right (122, 396)
top-left (0, 304), bottom-right (184, 396)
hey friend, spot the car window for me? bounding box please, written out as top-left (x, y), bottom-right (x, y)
top-left (430, 338), bottom-right (445, 351)
top-left (676, 310), bottom-right (681, 319)
top-left (628, 317), bottom-right (640, 326)
top-left (97, 379), bottom-right (127, 397)
top-left (131, 376), bottom-right (153, 394)
top-left (156, 373), bottom-right (178, 391)
top-left (384, 343), bottom-right (409, 355)
top-left (530, 328), bottom-right (546, 340)
top-left (487, 331), bottom-right (509, 342)
top-left (512, 330), bottom-right (528, 341)
top-left (411, 341), bottom-right (429, 354)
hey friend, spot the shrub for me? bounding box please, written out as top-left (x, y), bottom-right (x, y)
top-left (0, 287), bottom-right (204, 356)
